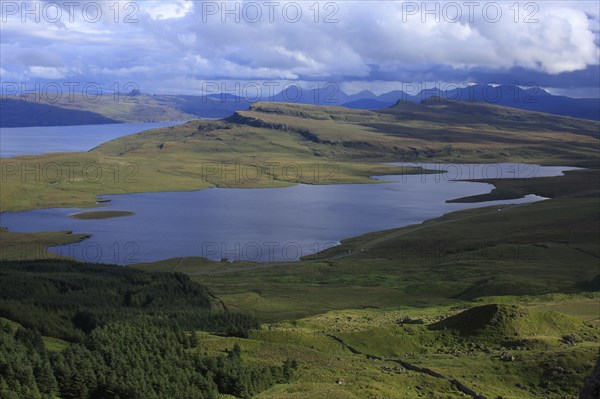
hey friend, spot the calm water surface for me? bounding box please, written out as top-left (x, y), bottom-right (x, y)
top-left (0, 122), bottom-right (184, 157)
top-left (0, 164), bottom-right (578, 264)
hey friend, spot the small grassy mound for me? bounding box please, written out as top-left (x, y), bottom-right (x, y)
top-left (429, 304), bottom-right (591, 343)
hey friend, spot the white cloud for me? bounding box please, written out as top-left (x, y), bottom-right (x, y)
top-left (96, 65), bottom-right (152, 77)
top-left (28, 66), bottom-right (68, 79)
top-left (0, 1), bottom-right (597, 91)
top-left (141, 0), bottom-right (194, 20)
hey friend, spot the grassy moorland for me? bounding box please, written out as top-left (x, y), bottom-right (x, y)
top-left (1, 100), bottom-right (599, 398)
top-left (1, 99), bottom-right (598, 212)
top-left (196, 297), bottom-right (599, 399)
top-left (0, 259), bottom-right (597, 398)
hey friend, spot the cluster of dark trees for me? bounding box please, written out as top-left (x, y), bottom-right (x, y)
top-left (0, 260), bottom-right (257, 339)
top-left (0, 260), bottom-right (296, 398)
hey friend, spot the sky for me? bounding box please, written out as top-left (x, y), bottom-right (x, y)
top-left (0, 0), bottom-right (599, 98)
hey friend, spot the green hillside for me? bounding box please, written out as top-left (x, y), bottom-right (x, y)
top-left (0, 261), bottom-right (299, 398)
top-left (1, 261), bottom-right (597, 398)
top-left (1, 101), bottom-right (598, 398)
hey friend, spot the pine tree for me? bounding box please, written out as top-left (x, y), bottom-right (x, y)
top-left (34, 356), bottom-right (58, 396)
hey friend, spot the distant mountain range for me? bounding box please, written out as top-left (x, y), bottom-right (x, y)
top-left (270, 84), bottom-right (600, 121)
top-left (1, 84), bottom-right (597, 127)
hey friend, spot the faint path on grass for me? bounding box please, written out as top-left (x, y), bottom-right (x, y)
top-left (170, 257), bottom-right (184, 272)
top-left (326, 333), bottom-right (489, 399)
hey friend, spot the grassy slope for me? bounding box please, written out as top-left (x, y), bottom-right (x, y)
top-left (449, 168), bottom-right (600, 203)
top-left (2, 294), bottom-right (595, 398)
top-left (0, 316), bottom-right (70, 352)
top-left (0, 227), bottom-right (89, 261)
top-left (1, 93), bottom-right (196, 124)
top-left (3, 288), bottom-right (596, 398)
top-left (190, 297), bottom-right (599, 399)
